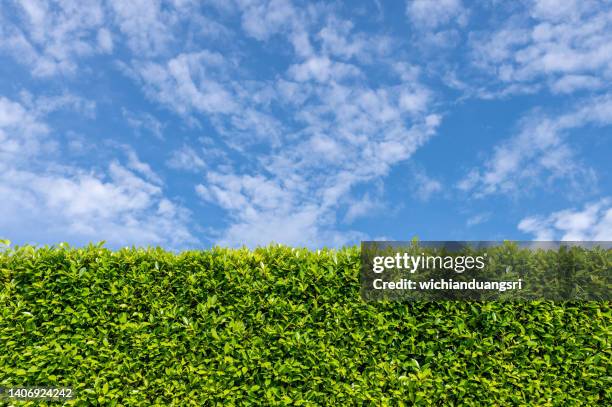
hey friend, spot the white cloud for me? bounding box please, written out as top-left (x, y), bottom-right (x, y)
top-left (317, 18), bottom-right (392, 63)
top-left (551, 75), bottom-right (602, 94)
top-left (134, 51), bottom-right (237, 116)
top-left (167, 145), bottom-right (206, 172)
top-left (344, 194), bottom-right (381, 223)
top-left (0, 96), bottom-right (52, 163)
top-left (1, 165), bottom-right (195, 248)
top-left (110, 0), bottom-right (226, 56)
top-left (197, 173), bottom-right (293, 214)
top-left (0, 96), bottom-right (196, 248)
top-left (518, 198), bottom-right (612, 240)
top-left (238, 0), bottom-right (296, 41)
top-left (405, 0), bottom-right (468, 50)
top-left (130, 50), bottom-right (287, 149)
top-left (97, 27), bottom-right (113, 53)
top-left (195, 173), bottom-right (368, 247)
top-left (122, 108), bottom-right (164, 139)
top-left (406, 0), bottom-right (468, 29)
top-left (223, 108), bottom-right (284, 147)
top-left (125, 149), bottom-right (163, 185)
top-left (459, 94), bottom-right (612, 196)
top-left (530, 0), bottom-right (586, 22)
top-left (399, 87), bottom-right (431, 115)
top-left (288, 56), bottom-right (361, 83)
top-left (466, 212), bottom-right (490, 227)
top-left (19, 91), bottom-right (97, 118)
top-left (0, 0), bottom-right (227, 76)
top-left (412, 170), bottom-right (442, 202)
top-left (0, 0), bottom-right (107, 76)
top-left (470, 1), bottom-right (612, 94)
top-left (107, 0), bottom-right (177, 56)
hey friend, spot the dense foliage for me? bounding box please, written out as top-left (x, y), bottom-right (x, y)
top-left (1, 244), bottom-right (610, 405)
top-left (362, 242), bottom-right (611, 301)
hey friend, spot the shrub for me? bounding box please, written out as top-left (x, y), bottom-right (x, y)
top-left (0, 244), bottom-right (610, 405)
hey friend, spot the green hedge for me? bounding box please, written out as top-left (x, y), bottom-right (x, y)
top-left (361, 242), bottom-right (611, 301)
top-left (0, 244), bottom-right (610, 406)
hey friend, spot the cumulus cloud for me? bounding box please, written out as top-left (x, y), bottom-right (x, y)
top-left (0, 97), bottom-right (54, 163)
top-left (1, 165), bottom-right (195, 248)
top-left (518, 198), bottom-right (612, 240)
top-left (0, 0), bottom-right (108, 76)
top-left (0, 96), bottom-right (196, 248)
top-left (0, 0), bottom-right (228, 76)
top-left (470, 0), bottom-right (612, 94)
top-left (133, 51), bottom-right (237, 115)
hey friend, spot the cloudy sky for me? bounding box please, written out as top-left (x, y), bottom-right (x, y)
top-left (1, 0), bottom-right (611, 249)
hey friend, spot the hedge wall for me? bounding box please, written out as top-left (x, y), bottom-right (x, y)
top-left (1, 245), bottom-right (610, 406)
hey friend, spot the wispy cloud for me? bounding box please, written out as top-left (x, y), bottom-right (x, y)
top-left (0, 0), bottom-right (108, 76)
top-left (108, 0), bottom-right (174, 56)
top-left (411, 169), bottom-right (443, 202)
top-left (167, 145), bottom-right (206, 172)
top-left (406, 0), bottom-right (468, 30)
top-left (406, 0), bottom-right (469, 50)
top-left (0, 96), bottom-right (52, 163)
top-left (20, 91), bottom-right (97, 118)
top-left (458, 95), bottom-right (612, 197)
top-left (343, 194), bottom-right (382, 224)
top-left (466, 212), bottom-right (490, 227)
top-left (122, 108), bottom-right (164, 139)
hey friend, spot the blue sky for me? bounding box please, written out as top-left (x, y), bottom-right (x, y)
top-left (1, 0), bottom-right (611, 249)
